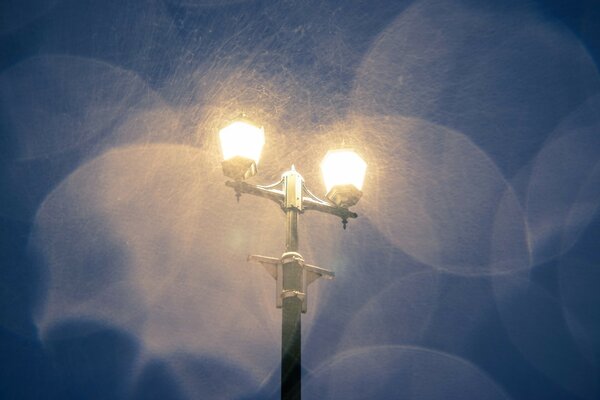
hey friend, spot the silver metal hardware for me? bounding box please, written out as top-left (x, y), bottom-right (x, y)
top-left (248, 252), bottom-right (334, 313)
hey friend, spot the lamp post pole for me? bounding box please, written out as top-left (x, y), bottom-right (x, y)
top-left (227, 166), bottom-right (354, 400)
top-left (282, 207), bottom-right (301, 400)
top-left (282, 169), bottom-right (302, 400)
top-left (219, 119), bottom-right (366, 400)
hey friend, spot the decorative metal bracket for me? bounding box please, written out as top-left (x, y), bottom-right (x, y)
top-left (248, 252), bottom-right (334, 313)
top-left (225, 168), bottom-right (358, 228)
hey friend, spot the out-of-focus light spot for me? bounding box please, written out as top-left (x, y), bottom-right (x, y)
top-left (351, 0), bottom-right (600, 177)
top-left (523, 95), bottom-right (600, 265)
top-left (355, 114), bottom-right (530, 275)
top-left (0, 55), bottom-right (162, 161)
top-left (303, 345), bottom-right (509, 400)
top-left (492, 275), bottom-right (599, 399)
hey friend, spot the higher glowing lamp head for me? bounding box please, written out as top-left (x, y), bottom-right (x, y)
top-left (219, 119), bottom-right (265, 180)
top-left (321, 149), bottom-right (367, 208)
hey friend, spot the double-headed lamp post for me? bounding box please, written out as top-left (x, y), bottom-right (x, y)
top-left (218, 117), bottom-right (367, 400)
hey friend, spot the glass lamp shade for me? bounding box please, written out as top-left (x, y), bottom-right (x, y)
top-left (321, 149), bottom-right (367, 207)
top-left (219, 120), bottom-right (265, 163)
top-left (219, 120), bottom-right (265, 180)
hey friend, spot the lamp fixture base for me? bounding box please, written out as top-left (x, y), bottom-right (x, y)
top-left (326, 184), bottom-right (362, 208)
top-left (221, 156), bottom-right (257, 181)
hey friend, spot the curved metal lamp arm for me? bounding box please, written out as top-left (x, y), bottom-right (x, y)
top-left (256, 178), bottom-right (286, 191)
top-left (225, 178), bottom-right (358, 229)
top-left (302, 182), bottom-right (357, 223)
top-left (301, 183), bottom-right (325, 205)
top-left (225, 179), bottom-right (286, 208)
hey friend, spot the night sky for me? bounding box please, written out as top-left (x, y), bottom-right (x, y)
top-left (1, 0), bottom-right (599, 399)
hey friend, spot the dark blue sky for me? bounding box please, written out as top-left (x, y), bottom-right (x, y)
top-left (1, 0), bottom-right (599, 399)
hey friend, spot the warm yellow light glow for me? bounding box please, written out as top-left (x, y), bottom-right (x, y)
top-left (321, 149), bottom-right (367, 192)
top-left (219, 120), bottom-right (265, 164)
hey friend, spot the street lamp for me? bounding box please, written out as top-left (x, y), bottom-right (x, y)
top-left (219, 119), bottom-right (265, 181)
top-left (321, 149), bottom-right (367, 208)
top-left (219, 118), bottom-right (366, 400)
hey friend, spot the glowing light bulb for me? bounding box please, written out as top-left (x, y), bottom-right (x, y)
top-left (321, 149), bottom-right (367, 192)
top-left (219, 120), bottom-right (265, 164)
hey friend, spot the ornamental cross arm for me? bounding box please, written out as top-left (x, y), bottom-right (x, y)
top-left (247, 252), bottom-right (334, 313)
top-left (226, 174), bottom-right (358, 228)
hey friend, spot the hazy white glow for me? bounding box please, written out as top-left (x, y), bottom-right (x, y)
top-left (33, 144), bottom-right (285, 379)
top-left (321, 149), bottom-right (367, 192)
top-left (219, 121), bottom-right (265, 164)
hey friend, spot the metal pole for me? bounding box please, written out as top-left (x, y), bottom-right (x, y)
top-left (285, 209), bottom-right (299, 252)
top-left (282, 208), bottom-right (301, 400)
